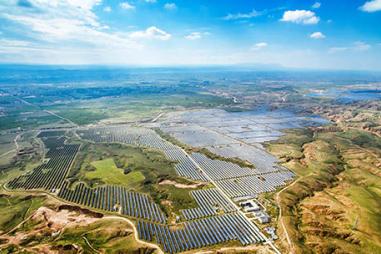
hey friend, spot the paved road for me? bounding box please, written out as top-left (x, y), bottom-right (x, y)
top-left (44, 110), bottom-right (77, 127)
top-left (15, 95), bottom-right (77, 127)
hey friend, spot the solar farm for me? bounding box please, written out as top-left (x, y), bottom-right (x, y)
top-left (8, 131), bottom-right (79, 192)
top-left (189, 153), bottom-right (293, 199)
top-left (159, 109), bottom-right (325, 147)
top-left (6, 114), bottom-right (303, 253)
top-left (157, 109), bottom-right (302, 197)
top-left (137, 212), bottom-right (266, 253)
top-left (181, 188), bottom-right (237, 220)
top-left (58, 182), bottom-right (167, 223)
top-left (77, 126), bottom-right (208, 182)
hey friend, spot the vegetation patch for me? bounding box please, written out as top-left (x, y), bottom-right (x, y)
top-left (85, 158), bottom-right (145, 188)
top-left (69, 141), bottom-right (201, 217)
top-left (0, 193), bottom-right (46, 234)
top-left (155, 128), bottom-right (255, 169)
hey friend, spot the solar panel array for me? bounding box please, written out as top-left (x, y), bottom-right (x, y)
top-left (190, 153), bottom-right (258, 180)
top-left (78, 126), bottom-right (208, 182)
top-left (8, 134), bottom-right (79, 192)
top-left (189, 152), bottom-right (293, 198)
top-left (137, 212), bottom-right (265, 253)
top-left (58, 182), bottom-right (166, 223)
top-left (181, 188), bottom-right (236, 220)
top-left (163, 149), bottom-right (208, 181)
top-left (216, 171), bottom-right (294, 198)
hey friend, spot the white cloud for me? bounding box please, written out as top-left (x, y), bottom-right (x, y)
top-left (0, 39), bottom-right (31, 47)
top-left (223, 9), bottom-right (261, 20)
top-left (360, 0), bottom-right (381, 12)
top-left (120, 2), bottom-right (135, 10)
top-left (184, 32), bottom-right (202, 40)
top-left (250, 42), bottom-right (268, 51)
top-left (56, 0), bottom-right (102, 10)
top-left (329, 41), bottom-right (371, 53)
top-left (164, 3), bottom-right (177, 10)
top-left (129, 26), bottom-right (171, 41)
top-left (312, 2), bottom-right (321, 9)
top-left (184, 32), bottom-right (209, 40)
top-left (6, 0), bottom-right (102, 27)
top-left (103, 6), bottom-right (112, 12)
top-left (145, 0), bottom-right (157, 3)
top-left (0, 0), bottom-right (141, 50)
top-left (310, 32), bottom-right (325, 39)
top-left (353, 41), bottom-right (371, 51)
top-left (280, 10), bottom-right (319, 24)
top-left (328, 47), bottom-right (348, 53)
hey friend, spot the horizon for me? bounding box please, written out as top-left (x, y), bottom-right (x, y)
top-left (1, 0), bottom-right (381, 70)
top-left (1, 2), bottom-right (381, 254)
top-left (1, 63), bottom-right (381, 73)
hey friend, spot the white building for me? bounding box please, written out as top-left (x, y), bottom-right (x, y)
top-left (239, 200), bottom-right (261, 212)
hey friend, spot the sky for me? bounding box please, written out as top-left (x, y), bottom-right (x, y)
top-left (0, 0), bottom-right (381, 70)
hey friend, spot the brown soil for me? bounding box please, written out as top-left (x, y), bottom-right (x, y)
top-left (2, 206), bottom-right (100, 246)
top-left (158, 179), bottom-right (205, 189)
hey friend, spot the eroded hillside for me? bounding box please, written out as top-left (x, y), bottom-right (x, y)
top-left (266, 127), bottom-right (381, 254)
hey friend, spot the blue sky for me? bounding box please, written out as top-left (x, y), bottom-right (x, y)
top-left (0, 0), bottom-right (381, 70)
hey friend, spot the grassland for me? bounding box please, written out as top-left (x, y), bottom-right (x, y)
top-left (266, 128), bottom-right (381, 254)
top-left (85, 158), bottom-right (145, 189)
top-left (0, 193), bottom-right (46, 234)
top-left (312, 100), bottom-right (381, 138)
top-left (0, 133), bottom-right (16, 157)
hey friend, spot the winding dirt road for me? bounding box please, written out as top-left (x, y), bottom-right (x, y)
top-left (275, 173), bottom-right (312, 254)
top-left (0, 186), bottom-right (163, 254)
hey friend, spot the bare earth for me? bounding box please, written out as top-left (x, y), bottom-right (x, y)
top-left (159, 179), bottom-right (205, 189)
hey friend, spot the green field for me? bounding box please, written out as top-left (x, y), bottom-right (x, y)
top-left (70, 141), bottom-right (200, 216)
top-left (0, 193), bottom-right (46, 234)
top-left (85, 158), bottom-right (145, 189)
